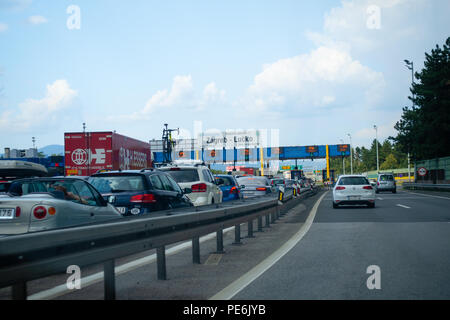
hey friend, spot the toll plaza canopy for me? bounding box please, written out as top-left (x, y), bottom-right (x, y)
top-left (153, 144), bottom-right (350, 164)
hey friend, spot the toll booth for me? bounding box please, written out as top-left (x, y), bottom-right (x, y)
top-left (291, 170), bottom-right (304, 180)
top-left (322, 169), bottom-right (335, 183)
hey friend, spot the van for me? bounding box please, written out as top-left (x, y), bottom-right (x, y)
top-left (376, 173), bottom-right (396, 193)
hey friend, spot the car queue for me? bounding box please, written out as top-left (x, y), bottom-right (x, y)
top-left (0, 157), bottom-right (320, 235)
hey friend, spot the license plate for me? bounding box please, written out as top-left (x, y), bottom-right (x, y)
top-left (0, 208), bottom-right (15, 219)
top-left (348, 196), bottom-right (360, 200)
top-left (116, 207), bottom-right (127, 214)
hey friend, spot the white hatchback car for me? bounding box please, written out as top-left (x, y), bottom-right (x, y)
top-left (332, 175), bottom-right (375, 208)
top-left (160, 163), bottom-right (222, 206)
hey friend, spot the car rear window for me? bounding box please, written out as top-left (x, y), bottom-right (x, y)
top-left (165, 169), bottom-right (200, 183)
top-left (216, 176), bottom-right (234, 186)
top-left (89, 175), bottom-right (146, 193)
top-left (237, 177), bottom-right (268, 185)
top-left (272, 179), bottom-right (284, 185)
top-left (338, 177), bottom-right (370, 185)
top-left (379, 175), bottom-right (394, 181)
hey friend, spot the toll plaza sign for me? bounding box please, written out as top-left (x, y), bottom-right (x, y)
top-left (200, 130), bottom-right (260, 150)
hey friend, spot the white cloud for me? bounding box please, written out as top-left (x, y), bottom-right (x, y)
top-left (28, 15), bottom-right (48, 25)
top-left (306, 0), bottom-right (447, 54)
top-left (0, 23), bottom-right (8, 32)
top-left (0, 80), bottom-right (78, 133)
top-left (109, 75), bottom-right (226, 122)
top-left (143, 75), bottom-right (194, 114)
top-left (238, 46), bottom-right (385, 116)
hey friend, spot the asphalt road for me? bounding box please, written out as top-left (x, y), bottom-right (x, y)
top-left (2, 188), bottom-right (449, 300)
top-left (233, 189), bottom-right (450, 299)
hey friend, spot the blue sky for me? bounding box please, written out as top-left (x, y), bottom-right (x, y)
top-left (1, 0), bottom-right (449, 152)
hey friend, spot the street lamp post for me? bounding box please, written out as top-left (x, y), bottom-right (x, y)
top-left (404, 59), bottom-right (415, 181)
top-left (374, 125), bottom-right (379, 172)
top-left (340, 139), bottom-right (345, 175)
top-left (347, 133), bottom-right (353, 174)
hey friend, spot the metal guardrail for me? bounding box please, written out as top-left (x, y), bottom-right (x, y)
top-left (0, 186), bottom-right (315, 300)
top-left (403, 183), bottom-right (450, 191)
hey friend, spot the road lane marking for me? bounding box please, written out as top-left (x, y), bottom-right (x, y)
top-left (28, 226), bottom-right (236, 300)
top-left (209, 191), bottom-right (328, 300)
top-left (396, 204), bottom-right (411, 209)
top-left (377, 197), bottom-right (383, 200)
top-left (404, 191), bottom-right (450, 200)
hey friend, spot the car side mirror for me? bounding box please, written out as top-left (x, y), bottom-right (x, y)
top-left (240, 185), bottom-right (245, 189)
top-left (183, 188), bottom-right (192, 194)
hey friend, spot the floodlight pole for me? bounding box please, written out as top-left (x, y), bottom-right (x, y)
top-left (347, 133), bottom-right (353, 174)
top-left (374, 125), bottom-right (379, 172)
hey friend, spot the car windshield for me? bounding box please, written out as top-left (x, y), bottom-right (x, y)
top-left (165, 169), bottom-right (200, 183)
top-left (89, 175), bottom-right (145, 193)
top-left (379, 175), bottom-right (394, 181)
top-left (338, 177), bottom-right (370, 185)
top-left (216, 176), bottom-right (234, 186)
top-left (237, 177), bottom-right (268, 185)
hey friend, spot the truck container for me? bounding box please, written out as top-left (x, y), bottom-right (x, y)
top-left (64, 132), bottom-right (151, 176)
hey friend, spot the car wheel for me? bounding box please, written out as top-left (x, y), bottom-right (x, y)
top-left (368, 202), bottom-right (375, 208)
top-left (375, 190), bottom-right (379, 194)
top-left (333, 202), bottom-right (338, 209)
top-left (392, 190), bottom-right (396, 194)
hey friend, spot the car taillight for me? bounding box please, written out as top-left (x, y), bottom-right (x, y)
top-left (377, 182), bottom-right (380, 186)
top-left (15, 206), bottom-right (21, 218)
top-left (191, 183), bottom-right (207, 192)
top-left (335, 186), bottom-right (346, 190)
top-left (130, 194), bottom-right (157, 203)
top-left (33, 206), bottom-right (47, 219)
top-left (256, 187), bottom-right (267, 191)
top-left (363, 186), bottom-right (373, 190)
top-left (230, 186), bottom-right (239, 194)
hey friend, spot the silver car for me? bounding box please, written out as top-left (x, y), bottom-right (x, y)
top-left (0, 178), bottom-right (122, 235)
top-left (236, 176), bottom-right (273, 198)
top-left (376, 173), bottom-right (396, 193)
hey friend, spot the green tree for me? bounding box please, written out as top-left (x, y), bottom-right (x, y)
top-left (380, 153), bottom-right (398, 170)
top-left (392, 37), bottom-right (450, 160)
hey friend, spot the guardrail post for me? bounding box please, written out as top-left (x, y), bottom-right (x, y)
top-left (257, 216), bottom-right (263, 232)
top-left (247, 219), bottom-right (255, 238)
top-left (233, 224), bottom-right (242, 245)
top-left (104, 259), bottom-right (116, 300)
top-left (271, 211), bottom-right (276, 223)
top-left (216, 229), bottom-right (225, 253)
top-left (192, 236), bottom-right (200, 264)
top-left (12, 282), bottom-right (27, 300)
top-left (157, 246), bottom-right (167, 280)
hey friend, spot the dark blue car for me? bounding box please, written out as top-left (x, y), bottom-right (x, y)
top-left (88, 169), bottom-right (193, 216)
top-left (214, 175), bottom-right (242, 202)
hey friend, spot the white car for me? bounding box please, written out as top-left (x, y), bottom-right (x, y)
top-left (160, 163), bottom-right (222, 206)
top-left (332, 175), bottom-right (375, 208)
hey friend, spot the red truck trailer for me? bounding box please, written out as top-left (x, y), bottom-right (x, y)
top-left (64, 132), bottom-right (152, 176)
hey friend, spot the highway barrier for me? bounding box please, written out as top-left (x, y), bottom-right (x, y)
top-left (403, 182), bottom-right (450, 192)
top-left (0, 186), bottom-right (317, 300)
